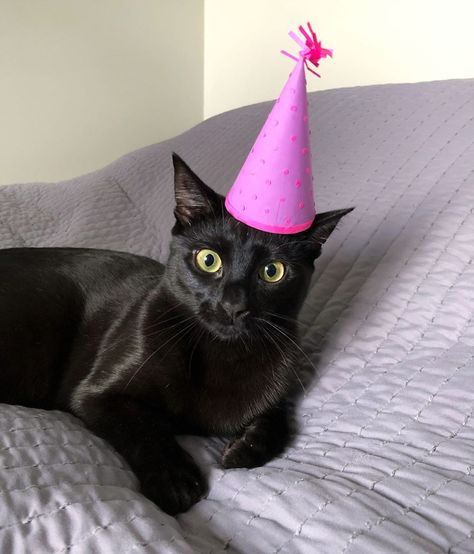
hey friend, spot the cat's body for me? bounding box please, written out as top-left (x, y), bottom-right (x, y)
top-left (0, 155), bottom-right (352, 514)
top-left (0, 246), bottom-right (287, 434)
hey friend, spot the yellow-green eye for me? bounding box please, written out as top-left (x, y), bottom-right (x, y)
top-left (259, 261), bottom-right (285, 283)
top-left (195, 249), bottom-right (222, 273)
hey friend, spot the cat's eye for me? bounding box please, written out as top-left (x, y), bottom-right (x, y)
top-left (259, 261), bottom-right (286, 283)
top-left (195, 249), bottom-right (223, 273)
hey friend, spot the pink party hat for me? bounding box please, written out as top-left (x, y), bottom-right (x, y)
top-left (225, 23), bottom-right (332, 234)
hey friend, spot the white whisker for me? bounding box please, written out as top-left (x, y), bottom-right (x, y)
top-left (260, 318), bottom-right (317, 380)
top-left (256, 318), bottom-right (307, 395)
top-left (121, 318), bottom-right (197, 391)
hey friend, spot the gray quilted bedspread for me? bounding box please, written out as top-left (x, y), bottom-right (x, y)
top-left (0, 78), bottom-right (473, 553)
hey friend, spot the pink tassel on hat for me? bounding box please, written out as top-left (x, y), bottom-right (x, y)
top-left (225, 23), bottom-right (332, 234)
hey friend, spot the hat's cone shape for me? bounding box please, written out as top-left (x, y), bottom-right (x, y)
top-left (225, 23), bottom-right (332, 234)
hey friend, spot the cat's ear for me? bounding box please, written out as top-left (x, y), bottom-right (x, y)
top-left (304, 208), bottom-right (354, 256)
top-left (310, 208), bottom-right (354, 244)
top-left (172, 153), bottom-right (221, 227)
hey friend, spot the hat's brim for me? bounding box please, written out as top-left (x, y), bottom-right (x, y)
top-left (225, 197), bottom-right (315, 235)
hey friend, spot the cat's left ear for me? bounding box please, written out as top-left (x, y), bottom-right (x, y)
top-left (172, 153), bottom-right (221, 227)
top-left (304, 208), bottom-right (354, 256)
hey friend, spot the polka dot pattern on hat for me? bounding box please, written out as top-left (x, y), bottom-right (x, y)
top-left (225, 58), bottom-right (315, 234)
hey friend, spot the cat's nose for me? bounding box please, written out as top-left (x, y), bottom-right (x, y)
top-left (221, 301), bottom-right (250, 323)
top-left (221, 283), bottom-right (249, 323)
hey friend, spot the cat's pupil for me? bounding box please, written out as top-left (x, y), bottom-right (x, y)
top-left (266, 264), bottom-right (277, 277)
top-left (204, 254), bottom-right (215, 267)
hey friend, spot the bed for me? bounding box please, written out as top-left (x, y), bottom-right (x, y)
top-left (0, 78), bottom-right (473, 553)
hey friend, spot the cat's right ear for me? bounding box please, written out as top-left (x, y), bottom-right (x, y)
top-left (302, 208), bottom-right (354, 259)
top-left (172, 153), bottom-right (221, 227)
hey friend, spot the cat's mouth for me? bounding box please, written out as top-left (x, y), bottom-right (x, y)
top-left (209, 323), bottom-right (246, 340)
top-left (199, 306), bottom-right (251, 341)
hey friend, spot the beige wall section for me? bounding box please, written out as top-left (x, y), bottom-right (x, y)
top-left (2, 1), bottom-right (473, 184)
top-left (0, 0), bottom-right (204, 185)
top-left (204, 0), bottom-right (474, 118)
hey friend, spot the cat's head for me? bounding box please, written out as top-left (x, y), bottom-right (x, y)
top-left (165, 154), bottom-right (353, 341)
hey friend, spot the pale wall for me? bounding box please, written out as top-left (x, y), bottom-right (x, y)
top-left (0, 0), bottom-right (204, 185)
top-left (204, 0), bottom-right (474, 118)
top-left (2, 1), bottom-right (473, 185)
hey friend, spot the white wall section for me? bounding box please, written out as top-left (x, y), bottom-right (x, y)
top-left (1, 0), bottom-right (473, 184)
top-left (204, 0), bottom-right (474, 118)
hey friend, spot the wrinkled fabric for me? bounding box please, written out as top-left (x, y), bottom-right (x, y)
top-left (0, 79), bottom-right (473, 553)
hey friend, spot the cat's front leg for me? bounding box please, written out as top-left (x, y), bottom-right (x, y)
top-left (73, 394), bottom-right (207, 515)
top-left (222, 401), bottom-right (293, 469)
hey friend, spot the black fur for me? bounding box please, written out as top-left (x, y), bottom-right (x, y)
top-left (0, 154), bottom-right (353, 514)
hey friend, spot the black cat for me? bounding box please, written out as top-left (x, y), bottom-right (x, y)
top-left (0, 154), bottom-right (352, 514)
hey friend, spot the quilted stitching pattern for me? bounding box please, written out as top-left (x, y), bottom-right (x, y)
top-left (0, 79), bottom-right (473, 553)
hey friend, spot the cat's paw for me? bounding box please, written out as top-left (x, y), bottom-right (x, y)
top-left (139, 453), bottom-right (207, 515)
top-left (222, 406), bottom-right (292, 469)
top-left (221, 436), bottom-right (275, 469)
